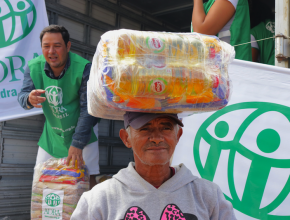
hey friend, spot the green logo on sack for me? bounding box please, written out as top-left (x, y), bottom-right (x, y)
top-left (0, 0), bottom-right (37, 48)
top-left (45, 193), bottom-right (61, 207)
top-left (194, 102), bottom-right (290, 219)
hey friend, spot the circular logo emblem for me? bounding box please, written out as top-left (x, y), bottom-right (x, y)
top-left (45, 193), bottom-right (61, 207)
top-left (266, 21), bottom-right (275, 34)
top-left (193, 102), bottom-right (290, 219)
top-left (146, 37), bottom-right (165, 53)
top-left (45, 86), bottom-right (63, 107)
top-left (151, 80), bottom-right (165, 93)
top-left (0, 0), bottom-right (37, 48)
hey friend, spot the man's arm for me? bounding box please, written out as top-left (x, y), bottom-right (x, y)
top-left (71, 187), bottom-right (106, 219)
top-left (211, 187), bottom-right (237, 220)
top-left (67, 63), bottom-right (100, 167)
top-left (71, 194), bottom-right (91, 220)
top-left (192, 0), bottom-right (235, 35)
top-left (18, 66), bottom-right (35, 109)
top-left (18, 65), bottom-right (46, 109)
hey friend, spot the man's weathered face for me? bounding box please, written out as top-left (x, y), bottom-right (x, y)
top-left (122, 117), bottom-right (182, 166)
top-left (41, 32), bottom-right (71, 72)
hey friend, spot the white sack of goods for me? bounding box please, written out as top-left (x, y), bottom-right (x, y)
top-left (88, 29), bottom-right (235, 120)
top-left (31, 158), bottom-right (89, 220)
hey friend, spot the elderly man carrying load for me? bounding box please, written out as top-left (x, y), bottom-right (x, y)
top-left (71, 112), bottom-right (236, 220)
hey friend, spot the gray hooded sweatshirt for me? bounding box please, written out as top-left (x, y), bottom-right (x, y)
top-left (71, 162), bottom-right (236, 220)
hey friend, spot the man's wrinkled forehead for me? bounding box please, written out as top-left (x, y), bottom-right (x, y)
top-left (140, 117), bottom-right (177, 128)
top-left (124, 112), bottom-right (184, 130)
top-left (42, 32), bottom-right (66, 45)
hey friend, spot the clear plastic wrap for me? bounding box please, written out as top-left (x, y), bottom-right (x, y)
top-left (31, 158), bottom-right (89, 220)
top-left (88, 29), bottom-right (235, 120)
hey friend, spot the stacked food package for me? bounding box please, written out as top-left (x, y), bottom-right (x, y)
top-left (88, 29), bottom-right (235, 120)
top-left (31, 158), bottom-right (89, 220)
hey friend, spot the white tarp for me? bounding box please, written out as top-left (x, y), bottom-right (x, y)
top-left (0, 0), bottom-right (48, 122)
top-left (172, 59), bottom-right (290, 220)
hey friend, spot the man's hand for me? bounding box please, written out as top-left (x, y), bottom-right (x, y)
top-left (66, 146), bottom-right (83, 168)
top-left (28, 89), bottom-right (46, 108)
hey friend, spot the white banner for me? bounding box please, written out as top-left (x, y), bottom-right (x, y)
top-left (0, 0), bottom-right (48, 122)
top-left (172, 60), bottom-right (290, 220)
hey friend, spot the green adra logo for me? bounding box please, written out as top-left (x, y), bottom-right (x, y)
top-left (45, 86), bottom-right (63, 107)
top-left (45, 193), bottom-right (61, 207)
top-left (194, 102), bottom-right (290, 219)
top-left (0, 0), bottom-right (37, 48)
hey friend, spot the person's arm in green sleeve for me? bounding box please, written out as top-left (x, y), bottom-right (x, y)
top-left (251, 34), bottom-right (259, 62)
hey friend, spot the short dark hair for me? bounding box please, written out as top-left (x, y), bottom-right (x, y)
top-left (40, 25), bottom-right (70, 46)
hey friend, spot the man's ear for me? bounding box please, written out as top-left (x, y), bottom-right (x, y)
top-left (67, 41), bottom-right (71, 52)
top-left (177, 127), bottom-right (183, 142)
top-left (119, 129), bottom-right (131, 149)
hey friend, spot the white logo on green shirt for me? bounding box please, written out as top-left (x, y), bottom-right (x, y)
top-left (45, 86), bottom-right (69, 119)
top-left (266, 22), bottom-right (275, 34)
top-left (45, 86), bottom-right (63, 106)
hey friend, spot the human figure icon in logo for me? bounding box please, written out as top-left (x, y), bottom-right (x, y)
top-left (45, 86), bottom-right (63, 107)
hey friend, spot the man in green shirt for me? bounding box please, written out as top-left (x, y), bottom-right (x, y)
top-left (251, 19), bottom-right (275, 65)
top-left (18, 25), bottom-right (100, 188)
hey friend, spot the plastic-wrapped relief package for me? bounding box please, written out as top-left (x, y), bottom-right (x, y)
top-left (88, 29), bottom-right (235, 120)
top-left (31, 158), bottom-right (89, 220)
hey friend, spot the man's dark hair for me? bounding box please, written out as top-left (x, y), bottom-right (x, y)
top-left (40, 25), bottom-right (70, 46)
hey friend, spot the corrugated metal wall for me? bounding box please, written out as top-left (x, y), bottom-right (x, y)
top-left (0, 0), bottom-right (175, 219)
top-left (45, 0), bottom-right (177, 61)
top-left (0, 115), bottom-right (44, 220)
